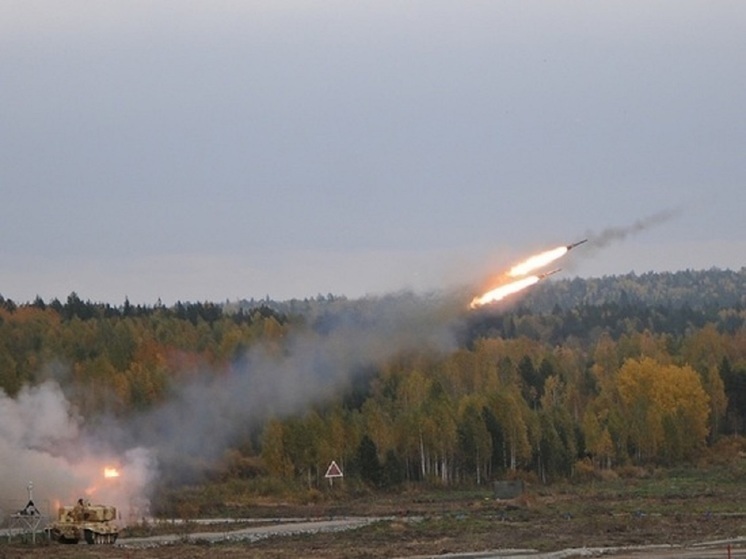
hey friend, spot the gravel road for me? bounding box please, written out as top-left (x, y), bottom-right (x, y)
top-left (117, 516), bottom-right (386, 546)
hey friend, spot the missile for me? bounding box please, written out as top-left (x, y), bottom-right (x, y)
top-left (538, 268), bottom-right (561, 279)
top-left (567, 239), bottom-right (588, 250)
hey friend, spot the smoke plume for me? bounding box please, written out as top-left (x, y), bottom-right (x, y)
top-left (129, 291), bottom-right (460, 482)
top-left (587, 208), bottom-right (680, 249)
top-left (0, 381), bottom-right (155, 522)
top-left (0, 291), bottom-right (461, 521)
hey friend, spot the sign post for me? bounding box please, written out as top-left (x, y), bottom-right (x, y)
top-left (324, 460), bottom-right (343, 487)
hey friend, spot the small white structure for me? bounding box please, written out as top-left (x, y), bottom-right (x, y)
top-left (5, 482), bottom-right (47, 543)
top-left (324, 460), bottom-right (344, 487)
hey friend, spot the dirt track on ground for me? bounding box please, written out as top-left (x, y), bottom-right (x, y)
top-left (3, 485), bottom-right (746, 558)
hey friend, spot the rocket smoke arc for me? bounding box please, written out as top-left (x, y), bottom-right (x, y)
top-left (469, 210), bottom-right (677, 309)
top-left (0, 211), bottom-right (676, 517)
top-left (587, 209), bottom-right (678, 249)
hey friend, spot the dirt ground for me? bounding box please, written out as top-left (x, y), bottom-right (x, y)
top-left (4, 481), bottom-right (746, 559)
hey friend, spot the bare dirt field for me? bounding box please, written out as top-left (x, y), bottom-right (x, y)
top-left (4, 472), bottom-right (746, 558)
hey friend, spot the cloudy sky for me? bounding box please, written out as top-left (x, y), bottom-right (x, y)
top-left (2, 1), bottom-right (744, 305)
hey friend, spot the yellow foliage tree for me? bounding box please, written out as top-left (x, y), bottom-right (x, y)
top-left (616, 357), bottom-right (710, 463)
top-left (261, 418), bottom-right (293, 479)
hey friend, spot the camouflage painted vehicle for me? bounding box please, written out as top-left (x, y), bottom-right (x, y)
top-left (48, 499), bottom-right (119, 544)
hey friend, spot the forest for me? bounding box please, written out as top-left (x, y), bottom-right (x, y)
top-left (1, 267), bottom-right (746, 496)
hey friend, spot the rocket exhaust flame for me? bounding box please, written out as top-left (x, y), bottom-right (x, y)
top-left (507, 246), bottom-right (568, 277)
top-left (470, 275), bottom-right (541, 308)
top-left (104, 467), bottom-right (120, 479)
top-left (470, 238), bottom-right (587, 309)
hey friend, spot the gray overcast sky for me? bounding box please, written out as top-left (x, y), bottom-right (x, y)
top-left (1, 1), bottom-right (744, 305)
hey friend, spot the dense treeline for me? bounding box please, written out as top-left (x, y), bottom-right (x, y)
top-left (526, 268), bottom-right (746, 312)
top-left (1, 269), bottom-right (746, 490)
top-left (0, 292), bottom-right (289, 410)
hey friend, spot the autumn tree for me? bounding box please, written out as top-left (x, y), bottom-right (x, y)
top-left (261, 418), bottom-right (293, 479)
top-left (456, 396), bottom-right (491, 484)
top-left (616, 357), bottom-right (710, 463)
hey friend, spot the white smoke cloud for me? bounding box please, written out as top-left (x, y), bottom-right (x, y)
top-left (128, 291), bottom-right (460, 482)
top-left (0, 381), bottom-right (155, 522)
top-left (1, 291), bottom-right (461, 517)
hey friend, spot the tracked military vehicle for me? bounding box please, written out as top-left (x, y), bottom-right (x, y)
top-left (48, 499), bottom-right (118, 544)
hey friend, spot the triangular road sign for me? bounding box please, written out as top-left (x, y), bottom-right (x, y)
top-left (324, 460), bottom-right (343, 478)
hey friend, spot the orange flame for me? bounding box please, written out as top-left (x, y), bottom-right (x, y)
top-left (104, 467), bottom-right (120, 479)
top-left (470, 275), bottom-right (540, 308)
top-left (471, 243), bottom-right (570, 308)
top-left (508, 246), bottom-right (567, 277)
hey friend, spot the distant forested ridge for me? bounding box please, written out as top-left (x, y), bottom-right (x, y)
top-left (1, 267), bottom-right (745, 490)
top-left (527, 267), bottom-right (746, 311)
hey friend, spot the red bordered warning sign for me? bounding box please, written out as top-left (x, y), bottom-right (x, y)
top-left (324, 460), bottom-right (343, 479)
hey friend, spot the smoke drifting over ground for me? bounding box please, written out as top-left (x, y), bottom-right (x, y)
top-left (0, 381), bottom-right (154, 520)
top-left (131, 292), bottom-right (460, 482)
top-left (0, 292), bottom-right (461, 520)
